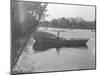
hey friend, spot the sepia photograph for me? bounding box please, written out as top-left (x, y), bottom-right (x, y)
top-left (11, 0), bottom-right (96, 74)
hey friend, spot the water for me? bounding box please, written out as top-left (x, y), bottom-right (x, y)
top-left (13, 28), bottom-right (95, 73)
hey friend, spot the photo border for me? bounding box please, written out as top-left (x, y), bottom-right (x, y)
top-left (10, 0), bottom-right (96, 74)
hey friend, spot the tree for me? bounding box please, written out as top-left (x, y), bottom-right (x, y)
top-left (58, 17), bottom-right (66, 28)
top-left (11, 0), bottom-right (48, 69)
top-left (50, 19), bottom-right (59, 28)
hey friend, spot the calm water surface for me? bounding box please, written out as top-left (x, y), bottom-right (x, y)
top-left (13, 28), bottom-right (95, 72)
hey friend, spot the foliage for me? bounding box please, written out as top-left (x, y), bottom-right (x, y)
top-left (11, 0), bottom-right (48, 67)
top-left (40, 17), bottom-right (95, 30)
top-left (12, 1), bottom-right (48, 40)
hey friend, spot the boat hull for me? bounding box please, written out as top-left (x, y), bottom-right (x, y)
top-left (33, 31), bottom-right (89, 52)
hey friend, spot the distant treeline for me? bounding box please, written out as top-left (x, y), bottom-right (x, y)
top-left (39, 17), bottom-right (96, 30)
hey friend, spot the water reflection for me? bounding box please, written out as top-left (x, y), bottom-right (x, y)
top-left (13, 28), bottom-right (95, 73)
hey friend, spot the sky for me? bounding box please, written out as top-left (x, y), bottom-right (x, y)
top-left (45, 3), bottom-right (95, 21)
